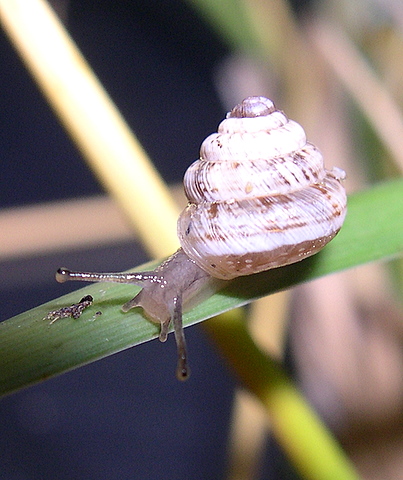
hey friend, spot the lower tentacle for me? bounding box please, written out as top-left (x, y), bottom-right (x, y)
top-left (171, 295), bottom-right (189, 380)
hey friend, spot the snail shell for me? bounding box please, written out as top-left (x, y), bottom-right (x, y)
top-left (178, 96), bottom-right (347, 280)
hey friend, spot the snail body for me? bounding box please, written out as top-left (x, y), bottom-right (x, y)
top-left (56, 96), bottom-right (347, 380)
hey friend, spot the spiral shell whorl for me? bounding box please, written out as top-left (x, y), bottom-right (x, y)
top-left (178, 97), bottom-right (347, 280)
top-left (228, 96), bottom-right (276, 118)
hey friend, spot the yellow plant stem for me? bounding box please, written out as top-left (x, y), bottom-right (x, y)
top-left (204, 309), bottom-right (360, 480)
top-left (0, 0), bottom-right (179, 258)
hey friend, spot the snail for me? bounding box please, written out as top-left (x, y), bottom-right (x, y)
top-left (56, 96), bottom-right (347, 380)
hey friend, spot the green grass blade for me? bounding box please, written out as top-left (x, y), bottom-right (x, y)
top-left (0, 178), bottom-right (402, 396)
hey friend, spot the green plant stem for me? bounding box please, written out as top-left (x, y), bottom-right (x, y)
top-left (0, 179), bottom-right (402, 398)
top-left (204, 309), bottom-right (360, 480)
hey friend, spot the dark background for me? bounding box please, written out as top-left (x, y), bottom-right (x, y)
top-left (0, 1), bottom-right (300, 478)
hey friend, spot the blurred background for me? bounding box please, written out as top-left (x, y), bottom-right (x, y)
top-left (0, 0), bottom-right (403, 478)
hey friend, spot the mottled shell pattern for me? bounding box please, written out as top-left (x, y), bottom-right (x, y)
top-left (178, 96), bottom-right (347, 280)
